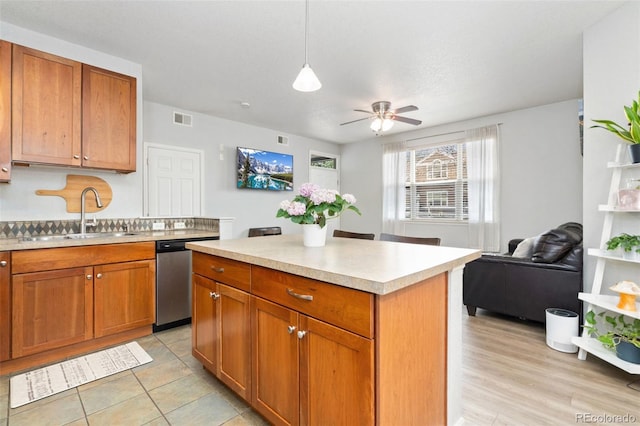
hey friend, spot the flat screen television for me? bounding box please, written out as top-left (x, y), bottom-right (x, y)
top-left (236, 147), bottom-right (293, 191)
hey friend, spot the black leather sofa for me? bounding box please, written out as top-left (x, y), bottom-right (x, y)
top-left (463, 222), bottom-right (583, 323)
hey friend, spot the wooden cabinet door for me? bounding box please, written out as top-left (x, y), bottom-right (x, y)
top-left (218, 283), bottom-right (251, 401)
top-left (12, 267), bottom-right (93, 358)
top-left (82, 64), bottom-right (136, 172)
top-left (94, 260), bottom-right (155, 337)
top-left (12, 45), bottom-right (82, 166)
top-left (252, 297), bottom-right (300, 426)
top-left (0, 41), bottom-right (11, 182)
top-left (0, 252), bottom-right (10, 361)
top-left (299, 316), bottom-right (374, 426)
top-left (192, 273), bottom-right (217, 372)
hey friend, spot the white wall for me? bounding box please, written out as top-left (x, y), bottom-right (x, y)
top-left (143, 102), bottom-right (340, 239)
top-left (583, 2), bottom-right (640, 293)
top-left (340, 99), bottom-right (584, 250)
top-left (0, 23), bottom-right (144, 221)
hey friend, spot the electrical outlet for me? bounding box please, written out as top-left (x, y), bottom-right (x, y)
top-left (152, 222), bottom-right (165, 230)
top-left (174, 222), bottom-right (186, 229)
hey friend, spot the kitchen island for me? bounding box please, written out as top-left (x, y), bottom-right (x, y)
top-left (188, 234), bottom-right (480, 426)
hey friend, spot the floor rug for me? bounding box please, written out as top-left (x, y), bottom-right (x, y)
top-left (10, 341), bottom-right (152, 408)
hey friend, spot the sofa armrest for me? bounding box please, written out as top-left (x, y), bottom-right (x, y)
top-left (473, 252), bottom-right (581, 272)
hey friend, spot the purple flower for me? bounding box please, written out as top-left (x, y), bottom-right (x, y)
top-left (310, 188), bottom-right (336, 205)
top-left (286, 201), bottom-right (307, 216)
top-left (299, 183), bottom-right (319, 197)
top-left (279, 200), bottom-right (291, 210)
top-left (343, 194), bottom-right (356, 204)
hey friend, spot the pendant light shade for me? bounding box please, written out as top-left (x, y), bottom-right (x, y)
top-left (293, 0), bottom-right (321, 92)
top-left (371, 118), bottom-right (394, 132)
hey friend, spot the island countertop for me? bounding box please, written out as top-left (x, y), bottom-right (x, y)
top-left (187, 234), bottom-right (481, 295)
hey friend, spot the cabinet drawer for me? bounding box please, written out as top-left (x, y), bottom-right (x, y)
top-left (192, 252), bottom-right (250, 292)
top-left (252, 266), bottom-right (373, 338)
top-left (12, 242), bottom-right (155, 274)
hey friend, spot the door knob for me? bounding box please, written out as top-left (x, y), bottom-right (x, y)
top-left (210, 291), bottom-right (220, 300)
top-left (86, 274), bottom-right (93, 280)
top-left (297, 330), bottom-right (307, 339)
top-left (96, 273), bottom-right (103, 279)
top-left (0, 260), bottom-right (6, 267)
top-left (287, 325), bottom-right (296, 334)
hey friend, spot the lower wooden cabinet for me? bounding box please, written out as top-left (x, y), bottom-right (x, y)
top-left (251, 296), bottom-right (373, 426)
top-left (192, 273), bottom-right (251, 400)
top-left (94, 260), bottom-right (155, 338)
top-left (12, 266), bottom-right (93, 358)
top-left (0, 252), bottom-right (11, 361)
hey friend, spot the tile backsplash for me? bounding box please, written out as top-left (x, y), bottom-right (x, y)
top-left (0, 217), bottom-right (219, 239)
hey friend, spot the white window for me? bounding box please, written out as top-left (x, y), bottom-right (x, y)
top-left (405, 142), bottom-right (468, 221)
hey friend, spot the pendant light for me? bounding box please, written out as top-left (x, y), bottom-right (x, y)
top-left (370, 118), bottom-right (394, 132)
top-left (293, 0), bottom-right (321, 92)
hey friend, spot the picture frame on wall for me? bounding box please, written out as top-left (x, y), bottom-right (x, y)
top-left (236, 147), bottom-right (293, 191)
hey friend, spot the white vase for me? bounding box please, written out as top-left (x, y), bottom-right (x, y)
top-left (302, 224), bottom-right (327, 247)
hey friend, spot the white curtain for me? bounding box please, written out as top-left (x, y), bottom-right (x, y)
top-left (466, 125), bottom-right (500, 252)
top-left (381, 141), bottom-right (407, 234)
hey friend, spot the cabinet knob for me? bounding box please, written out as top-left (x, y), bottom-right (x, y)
top-left (0, 260), bottom-right (6, 267)
top-left (210, 291), bottom-right (220, 300)
top-left (86, 274), bottom-right (93, 280)
top-left (297, 330), bottom-right (307, 339)
top-left (83, 155), bottom-right (89, 160)
top-left (210, 266), bottom-right (224, 273)
top-left (73, 154), bottom-right (80, 159)
top-left (287, 325), bottom-right (296, 334)
top-left (96, 273), bottom-right (103, 279)
top-left (1, 167), bottom-right (7, 172)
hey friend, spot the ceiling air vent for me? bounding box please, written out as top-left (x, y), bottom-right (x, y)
top-left (173, 111), bottom-right (193, 127)
top-left (277, 135), bottom-right (289, 146)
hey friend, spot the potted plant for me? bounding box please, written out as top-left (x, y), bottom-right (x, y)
top-left (583, 310), bottom-right (640, 364)
top-left (592, 90), bottom-right (640, 163)
top-left (605, 233), bottom-right (640, 260)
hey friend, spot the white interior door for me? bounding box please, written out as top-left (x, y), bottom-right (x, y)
top-left (308, 151), bottom-right (340, 236)
top-left (146, 144), bottom-right (203, 217)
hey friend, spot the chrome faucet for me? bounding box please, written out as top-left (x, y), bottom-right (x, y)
top-left (80, 187), bottom-right (103, 234)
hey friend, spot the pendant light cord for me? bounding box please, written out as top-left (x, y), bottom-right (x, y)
top-left (304, 0), bottom-right (309, 64)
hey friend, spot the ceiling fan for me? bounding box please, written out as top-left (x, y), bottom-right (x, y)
top-left (340, 101), bottom-right (422, 132)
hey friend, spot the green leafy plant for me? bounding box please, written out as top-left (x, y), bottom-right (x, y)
top-left (605, 233), bottom-right (640, 253)
top-left (584, 310), bottom-right (640, 350)
top-left (591, 91), bottom-right (640, 144)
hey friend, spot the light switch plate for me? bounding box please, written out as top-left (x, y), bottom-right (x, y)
top-left (152, 222), bottom-right (165, 230)
top-left (174, 222), bottom-right (186, 229)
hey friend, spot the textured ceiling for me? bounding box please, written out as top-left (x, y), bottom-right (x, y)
top-left (0, 0), bottom-right (625, 143)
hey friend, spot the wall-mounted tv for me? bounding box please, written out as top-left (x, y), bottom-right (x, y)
top-left (237, 147), bottom-right (293, 191)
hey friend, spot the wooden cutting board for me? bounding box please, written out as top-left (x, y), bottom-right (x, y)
top-left (36, 175), bottom-right (113, 213)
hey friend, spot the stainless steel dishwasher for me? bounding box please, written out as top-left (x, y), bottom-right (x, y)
top-left (154, 236), bottom-right (218, 332)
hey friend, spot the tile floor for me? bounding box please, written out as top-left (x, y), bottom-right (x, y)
top-left (0, 326), bottom-right (269, 426)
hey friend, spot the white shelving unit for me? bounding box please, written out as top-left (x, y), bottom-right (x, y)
top-left (571, 145), bottom-right (640, 374)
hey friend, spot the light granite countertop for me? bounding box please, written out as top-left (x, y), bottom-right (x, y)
top-left (187, 234), bottom-right (481, 295)
top-left (0, 229), bottom-right (219, 251)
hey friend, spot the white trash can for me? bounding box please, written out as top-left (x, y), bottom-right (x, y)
top-left (545, 308), bottom-right (579, 353)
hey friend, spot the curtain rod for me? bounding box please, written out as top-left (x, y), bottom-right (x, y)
top-left (405, 122), bottom-right (503, 143)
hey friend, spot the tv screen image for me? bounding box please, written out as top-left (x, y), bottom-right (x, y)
top-left (237, 147), bottom-right (293, 191)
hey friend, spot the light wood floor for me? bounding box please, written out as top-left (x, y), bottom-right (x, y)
top-left (462, 309), bottom-right (640, 425)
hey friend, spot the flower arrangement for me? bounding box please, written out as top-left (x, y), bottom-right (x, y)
top-left (276, 183), bottom-right (361, 228)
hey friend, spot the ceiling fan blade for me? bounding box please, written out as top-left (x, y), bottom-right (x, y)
top-left (392, 115), bottom-right (422, 126)
top-left (340, 117), bottom-right (372, 126)
top-left (392, 105), bottom-right (418, 114)
top-left (354, 109), bottom-right (374, 114)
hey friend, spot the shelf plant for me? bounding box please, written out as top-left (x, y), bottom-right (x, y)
top-left (592, 91), bottom-right (640, 163)
top-left (583, 310), bottom-right (640, 364)
top-left (605, 233), bottom-right (640, 257)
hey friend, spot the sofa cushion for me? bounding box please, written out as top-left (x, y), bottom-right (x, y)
top-left (512, 236), bottom-right (538, 258)
top-left (532, 228), bottom-right (581, 263)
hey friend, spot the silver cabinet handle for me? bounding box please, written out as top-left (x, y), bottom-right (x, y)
top-left (83, 155), bottom-right (89, 160)
top-left (1, 167), bottom-right (7, 172)
top-left (96, 273), bottom-right (103, 279)
top-left (73, 154), bottom-right (80, 159)
top-left (287, 288), bottom-right (313, 301)
top-left (0, 260), bottom-right (7, 267)
top-left (297, 330), bottom-right (307, 339)
top-left (210, 266), bottom-right (224, 273)
top-left (210, 291), bottom-right (220, 300)
top-left (86, 274), bottom-right (93, 280)
top-left (287, 325), bottom-right (296, 334)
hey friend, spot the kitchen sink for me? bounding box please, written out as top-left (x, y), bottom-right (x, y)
top-left (21, 232), bottom-right (138, 242)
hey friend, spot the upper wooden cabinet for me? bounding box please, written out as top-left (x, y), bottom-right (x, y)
top-left (82, 65), bottom-right (136, 172)
top-left (0, 41), bottom-right (12, 182)
top-left (11, 44), bottom-right (137, 173)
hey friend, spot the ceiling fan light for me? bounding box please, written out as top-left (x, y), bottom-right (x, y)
top-left (293, 64), bottom-right (322, 92)
top-left (382, 118), bottom-right (394, 131)
top-left (370, 117), bottom-right (394, 132)
top-left (370, 118), bottom-right (382, 132)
